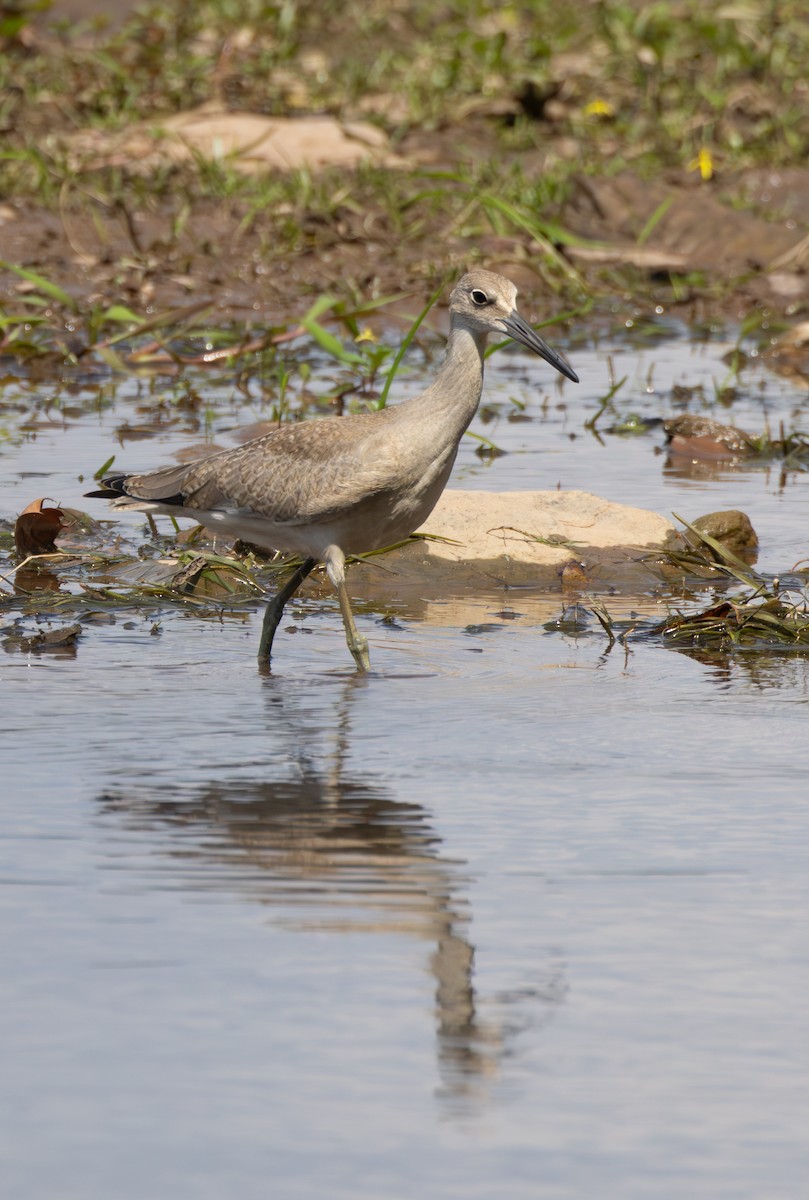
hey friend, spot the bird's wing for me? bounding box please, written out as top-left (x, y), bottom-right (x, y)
top-left (118, 413), bottom-right (412, 526)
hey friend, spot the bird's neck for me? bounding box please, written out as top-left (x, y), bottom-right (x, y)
top-left (423, 321), bottom-right (487, 434)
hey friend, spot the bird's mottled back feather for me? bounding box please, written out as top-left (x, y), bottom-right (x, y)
top-left (117, 400), bottom-right (457, 530)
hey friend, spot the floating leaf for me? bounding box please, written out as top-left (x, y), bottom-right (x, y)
top-left (14, 498), bottom-right (67, 556)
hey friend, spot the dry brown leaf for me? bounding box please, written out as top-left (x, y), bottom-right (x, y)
top-left (14, 498), bottom-right (67, 557)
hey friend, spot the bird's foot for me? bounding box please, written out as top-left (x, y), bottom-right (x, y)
top-left (348, 633), bottom-right (371, 672)
top-left (257, 601), bottom-right (282, 663)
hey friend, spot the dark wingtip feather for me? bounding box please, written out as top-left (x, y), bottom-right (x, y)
top-left (84, 474), bottom-right (131, 499)
top-left (85, 474), bottom-right (186, 507)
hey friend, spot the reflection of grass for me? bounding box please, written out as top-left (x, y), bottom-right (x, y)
top-left (657, 591), bottom-right (809, 648)
top-left (746, 428), bottom-right (809, 465)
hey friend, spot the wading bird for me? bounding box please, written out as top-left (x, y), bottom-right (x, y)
top-left (87, 271), bottom-right (578, 670)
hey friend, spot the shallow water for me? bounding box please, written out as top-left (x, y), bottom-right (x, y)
top-left (3, 329), bottom-right (809, 1198)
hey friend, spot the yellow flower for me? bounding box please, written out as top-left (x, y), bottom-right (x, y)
top-left (583, 99), bottom-right (615, 118)
top-left (688, 148), bottom-right (714, 181)
top-left (354, 326), bottom-right (377, 344)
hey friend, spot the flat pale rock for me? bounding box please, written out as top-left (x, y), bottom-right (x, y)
top-left (350, 489), bottom-right (678, 596)
top-left (68, 109), bottom-right (397, 174)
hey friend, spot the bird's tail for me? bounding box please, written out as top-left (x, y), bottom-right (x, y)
top-left (84, 475), bottom-right (132, 499)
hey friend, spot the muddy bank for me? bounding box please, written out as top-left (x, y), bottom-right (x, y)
top-left (3, 1), bottom-right (809, 329)
top-left (2, 155), bottom-right (809, 327)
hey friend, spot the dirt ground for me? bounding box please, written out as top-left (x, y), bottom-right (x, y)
top-left (2, 1), bottom-right (809, 331)
top-left (4, 149), bottom-right (809, 332)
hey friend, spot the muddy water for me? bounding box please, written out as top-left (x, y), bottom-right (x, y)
top-left (3, 329), bottom-right (809, 1199)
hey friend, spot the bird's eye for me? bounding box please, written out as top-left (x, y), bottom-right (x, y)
top-left (470, 289), bottom-right (489, 306)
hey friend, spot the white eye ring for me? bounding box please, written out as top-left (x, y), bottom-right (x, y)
top-left (471, 289), bottom-right (489, 306)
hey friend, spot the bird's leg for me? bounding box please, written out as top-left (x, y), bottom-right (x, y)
top-left (336, 578), bottom-right (371, 672)
top-left (258, 556), bottom-right (317, 664)
top-left (324, 543), bottom-right (370, 672)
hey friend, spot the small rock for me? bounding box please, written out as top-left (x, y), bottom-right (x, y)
top-left (663, 415), bottom-right (754, 459)
top-left (688, 510), bottom-right (758, 556)
top-left (558, 560), bottom-right (590, 590)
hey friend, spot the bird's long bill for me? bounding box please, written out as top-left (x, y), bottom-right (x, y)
top-left (502, 311), bottom-right (579, 383)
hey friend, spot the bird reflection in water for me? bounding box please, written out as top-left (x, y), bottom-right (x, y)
top-left (96, 676), bottom-right (566, 1105)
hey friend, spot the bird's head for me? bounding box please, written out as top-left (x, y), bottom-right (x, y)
top-left (449, 270), bottom-right (578, 383)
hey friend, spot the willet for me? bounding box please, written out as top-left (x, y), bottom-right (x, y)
top-left (86, 270), bottom-right (578, 670)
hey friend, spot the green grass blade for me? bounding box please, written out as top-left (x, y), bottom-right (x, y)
top-left (672, 512), bottom-right (762, 585)
top-left (0, 260), bottom-right (78, 310)
top-left (376, 281), bottom-right (444, 410)
top-left (94, 454), bottom-right (116, 480)
top-left (103, 305), bottom-right (142, 324)
top-left (637, 196), bottom-right (675, 246)
top-left (96, 299), bottom-right (215, 348)
top-left (303, 294), bottom-right (339, 323)
top-left (478, 194), bottom-right (587, 286)
top-left (301, 296), bottom-right (364, 366)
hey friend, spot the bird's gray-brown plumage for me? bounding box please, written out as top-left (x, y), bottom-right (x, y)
top-left (87, 270), bottom-right (578, 670)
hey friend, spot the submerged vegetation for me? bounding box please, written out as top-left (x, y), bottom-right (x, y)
top-left (579, 516), bottom-right (809, 653)
top-left (653, 517), bottom-right (809, 647)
